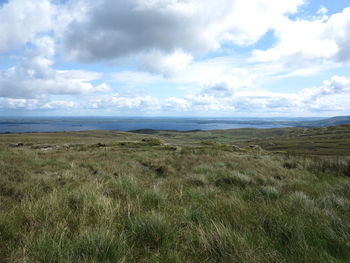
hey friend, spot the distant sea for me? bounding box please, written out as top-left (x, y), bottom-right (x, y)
top-left (0, 117), bottom-right (322, 133)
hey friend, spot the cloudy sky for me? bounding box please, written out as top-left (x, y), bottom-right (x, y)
top-left (0, 0), bottom-right (350, 117)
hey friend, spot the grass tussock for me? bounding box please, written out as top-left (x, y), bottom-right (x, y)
top-left (214, 172), bottom-right (252, 188)
top-left (0, 128), bottom-right (350, 262)
top-left (127, 213), bottom-right (170, 250)
top-left (306, 157), bottom-right (350, 177)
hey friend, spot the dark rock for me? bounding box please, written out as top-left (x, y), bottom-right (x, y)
top-left (9, 142), bottom-right (24, 147)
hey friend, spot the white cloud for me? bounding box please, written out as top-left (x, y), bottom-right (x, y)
top-left (138, 49), bottom-right (193, 76)
top-left (0, 98), bottom-right (78, 110)
top-left (0, 98), bottom-right (40, 109)
top-left (0, 37), bottom-right (109, 99)
top-left (0, 0), bottom-right (53, 52)
top-left (88, 93), bottom-right (160, 112)
top-left (162, 75), bottom-right (350, 114)
top-left (317, 6), bottom-right (328, 16)
top-left (112, 55), bottom-right (256, 92)
top-left (253, 7), bottom-right (350, 66)
top-left (41, 100), bottom-right (78, 110)
top-left (301, 75), bottom-right (350, 101)
top-left (164, 97), bottom-right (191, 112)
top-left (3, 74), bottom-right (350, 115)
top-left (223, 0), bottom-right (304, 46)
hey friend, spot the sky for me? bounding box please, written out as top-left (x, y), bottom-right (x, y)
top-left (0, 0), bottom-right (350, 117)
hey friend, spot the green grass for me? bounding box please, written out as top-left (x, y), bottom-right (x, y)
top-left (0, 126), bottom-right (350, 262)
top-left (132, 124), bottom-right (350, 156)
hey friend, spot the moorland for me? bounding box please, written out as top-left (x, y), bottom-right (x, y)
top-left (1, 125), bottom-right (350, 262)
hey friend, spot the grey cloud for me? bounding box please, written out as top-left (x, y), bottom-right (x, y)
top-left (62, 0), bottom-right (234, 62)
top-left (333, 33), bottom-right (350, 63)
top-left (301, 76), bottom-right (350, 102)
top-left (325, 8), bottom-right (350, 63)
top-left (201, 82), bottom-right (235, 97)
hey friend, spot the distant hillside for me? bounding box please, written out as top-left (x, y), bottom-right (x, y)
top-left (176, 116), bottom-right (350, 129)
top-left (129, 116), bottom-right (350, 133)
top-left (295, 116), bottom-right (350, 127)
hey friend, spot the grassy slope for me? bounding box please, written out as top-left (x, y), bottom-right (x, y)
top-left (295, 116), bottom-right (350, 127)
top-left (0, 126), bottom-right (350, 262)
top-left (132, 124), bottom-right (350, 155)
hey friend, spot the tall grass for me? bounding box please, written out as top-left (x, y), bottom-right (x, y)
top-left (0, 131), bottom-right (350, 262)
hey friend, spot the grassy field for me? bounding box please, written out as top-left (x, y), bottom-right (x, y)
top-left (0, 126), bottom-right (350, 262)
top-left (132, 124), bottom-right (350, 155)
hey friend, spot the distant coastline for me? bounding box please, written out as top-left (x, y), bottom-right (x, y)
top-left (0, 116), bottom-right (349, 134)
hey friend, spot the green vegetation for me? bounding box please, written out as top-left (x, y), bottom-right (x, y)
top-left (132, 124), bottom-right (350, 155)
top-left (0, 126), bottom-right (350, 262)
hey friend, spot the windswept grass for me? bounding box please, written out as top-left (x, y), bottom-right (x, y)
top-left (0, 127), bottom-right (350, 262)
